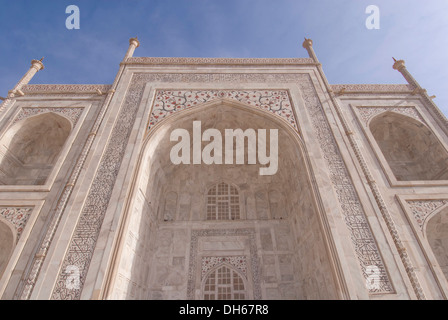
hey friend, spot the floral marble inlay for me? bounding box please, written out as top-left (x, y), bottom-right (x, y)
top-left (407, 200), bottom-right (448, 230)
top-left (0, 207), bottom-right (33, 240)
top-left (21, 84), bottom-right (112, 94)
top-left (201, 256), bottom-right (247, 278)
top-left (150, 90), bottom-right (297, 130)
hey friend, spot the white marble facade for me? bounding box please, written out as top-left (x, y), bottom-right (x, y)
top-left (0, 38), bottom-right (448, 300)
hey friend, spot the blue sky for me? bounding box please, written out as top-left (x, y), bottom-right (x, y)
top-left (1, 0), bottom-right (448, 115)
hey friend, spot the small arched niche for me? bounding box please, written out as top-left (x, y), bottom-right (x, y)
top-left (426, 206), bottom-right (448, 282)
top-left (0, 219), bottom-right (15, 280)
top-left (0, 112), bottom-right (71, 185)
top-left (369, 112), bottom-right (448, 181)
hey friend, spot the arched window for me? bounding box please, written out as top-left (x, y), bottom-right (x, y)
top-left (0, 113), bottom-right (71, 185)
top-left (203, 265), bottom-right (246, 300)
top-left (206, 182), bottom-right (240, 220)
top-left (162, 191), bottom-right (177, 221)
top-left (370, 112), bottom-right (448, 181)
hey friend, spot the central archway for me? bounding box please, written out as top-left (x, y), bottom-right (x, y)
top-left (107, 100), bottom-right (341, 300)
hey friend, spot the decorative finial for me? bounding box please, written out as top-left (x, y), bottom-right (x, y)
top-left (392, 58), bottom-right (405, 71)
top-left (129, 37), bottom-right (140, 47)
top-left (40, 57), bottom-right (45, 62)
top-left (392, 57), bottom-right (396, 62)
top-left (302, 37), bottom-right (313, 48)
top-left (30, 58), bottom-right (45, 70)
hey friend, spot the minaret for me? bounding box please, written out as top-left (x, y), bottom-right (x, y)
top-left (392, 58), bottom-right (448, 128)
top-left (10, 58), bottom-right (45, 97)
top-left (302, 38), bottom-right (319, 63)
top-left (0, 58), bottom-right (45, 114)
top-left (124, 37), bottom-right (140, 60)
top-left (392, 58), bottom-right (419, 88)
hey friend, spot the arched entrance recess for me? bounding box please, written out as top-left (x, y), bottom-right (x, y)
top-left (370, 112), bottom-right (448, 181)
top-left (106, 99), bottom-right (341, 300)
top-left (0, 113), bottom-right (71, 185)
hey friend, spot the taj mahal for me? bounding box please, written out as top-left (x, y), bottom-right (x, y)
top-left (0, 37), bottom-right (447, 300)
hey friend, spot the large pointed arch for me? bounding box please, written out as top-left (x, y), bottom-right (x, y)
top-left (369, 111), bottom-right (448, 181)
top-left (104, 99), bottom-right (343, 300)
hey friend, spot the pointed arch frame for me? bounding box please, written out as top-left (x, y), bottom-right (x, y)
top-left (0, 103), bottom-right (90, 192)
top-left (396, 194), bottom-right (448, 299)
top-left (352, 104), bottom-right (448, 187)
top-left (101, 95), bottom-right (348, 300)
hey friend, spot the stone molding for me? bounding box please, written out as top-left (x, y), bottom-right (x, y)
top-left (201, 256), bottom-right (247, 278)
top-left (20, 83), bottom-right (415, 94)
top-left (21, 84), bottom-right (112, 95)
top-left (0, 207), bottom-right (33, 241)
top-left (331, 84), bottom-right (414, 93)
top-left (126, 57), bottom-right (315, 66)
